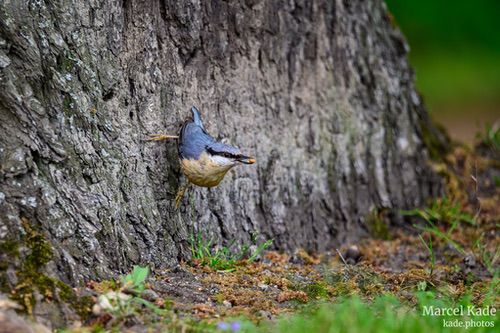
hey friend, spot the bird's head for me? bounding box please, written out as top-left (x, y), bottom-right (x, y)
top-left (206, 141), bottom-right (256, 167)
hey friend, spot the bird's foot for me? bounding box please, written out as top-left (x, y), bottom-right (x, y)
top-left (147, 133), bottom-right (179, 142)
top-left (174, 183), bottom-right (190, 209)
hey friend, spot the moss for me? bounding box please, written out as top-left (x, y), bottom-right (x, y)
top-left (365, 208), bottom-right (391, 240)
top-left (63, 94), bottom-right (75, 115)
top-left (0, 240), bottom-right (20, 270)
top-left (54, 278), bottom-right (94, 318)
top-left (22, 219), bottom-right (53, 271)
top-left (8, 220), bottom-right (56, 314)
top-left (212, 292), bottom-right (225, 304)
top-left (1, 218), bottom-right (93, 319)
top-left (419, 119), bottom-right (451, 161)
top-left (330, 280), bottom-right (360, 297)
top-left (356, 271), bottom-right (384, 296)
top-left (0, 239), bottom-right (20, 256)
top-left (303, 282), bottom-right (330, 299)
top-left (12, 271), bottom-right (93, 318)
top-left (57, 52), bottom-right (76, 73)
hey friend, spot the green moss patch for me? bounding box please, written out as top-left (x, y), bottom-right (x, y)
top-left (1, 218), bottom-right (92, 320)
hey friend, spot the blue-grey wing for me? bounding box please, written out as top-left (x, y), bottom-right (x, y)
top-left (178, 122), bottom-right (214, 159)
top-left (206, 141), bottom-right (242, 156)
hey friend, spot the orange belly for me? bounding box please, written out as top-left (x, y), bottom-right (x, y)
top-left (180, 154), bottom-right (233, 187)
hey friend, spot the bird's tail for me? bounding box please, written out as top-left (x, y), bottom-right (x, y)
top-left (191, 106), bottom-right (205, 129)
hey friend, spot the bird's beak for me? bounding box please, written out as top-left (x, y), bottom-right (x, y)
top-left (237, 155), bottom-right (256, 164)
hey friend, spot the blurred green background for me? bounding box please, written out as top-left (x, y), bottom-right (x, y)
top-left (385, 0), bottom-right (500, 145)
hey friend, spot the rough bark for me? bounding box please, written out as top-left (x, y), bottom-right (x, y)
top-left (0, 0), bottom-right (441, 285)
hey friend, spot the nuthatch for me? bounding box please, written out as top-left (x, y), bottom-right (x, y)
top-left (149, 106), bottom-right (255, 207)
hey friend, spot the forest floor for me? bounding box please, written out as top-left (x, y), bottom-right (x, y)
top-left (1, 133), bottom-right (499, 332)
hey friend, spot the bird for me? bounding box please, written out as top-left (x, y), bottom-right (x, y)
top-left (148, 106), bottom-right (256, 207)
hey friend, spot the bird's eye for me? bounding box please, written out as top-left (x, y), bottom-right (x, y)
top-left (216, 152), bottom-right (234, 158)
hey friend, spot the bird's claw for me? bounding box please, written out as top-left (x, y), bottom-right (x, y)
top-left (147, 134), bottom-right (179, 142)
top-left (174, 183), bottom-right (189, 209)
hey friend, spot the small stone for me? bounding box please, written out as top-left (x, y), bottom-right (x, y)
top-left (258, 310), bottom-right (273, 320)
top-left (0, 298), bottom-right (21, 310)
top-left (141, 289), bottom-right (159, 302)
top-left (343, 245), bottom-right (361, 264)
top-left (0, 310), bottom-right (51, 333)
top-left (249, 245), bottom-right (262, 261)
top-left (91, 304), bottom-right (101, 315)
top-left (222, 300), bottom-right (232, 308)
top-left (258, 283), bottom-right (269, 291)
top-left (463, 254), bottom-right (476, 269)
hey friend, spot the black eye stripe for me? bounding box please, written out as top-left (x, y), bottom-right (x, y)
top-left (221, 152), bottom-right (234, 158)
top-left (217, 151), bottom-right (236, 158)
top-left (206, 146), bottom-right (240, 159)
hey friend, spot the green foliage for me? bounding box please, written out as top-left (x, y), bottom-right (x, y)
top-left (386, 0), bottom-right (500, 108)
top-left (493, 176), bottom-right (500, 188)
top-left (401, 197), bottom-right (475, 227)
top-left (96, 266), bottom-right (166, 319)
top-left (476, 123), bottom-right (500, 150)
top-left (386, 0), bottom-right (500, 52)
top-left (247, 239), bottom-right (274, 263)
top-left (122, 265), bottom-right (149, 293)
top-left (235, 293), bottom-right (498, 333)
top-left (418, 234), bottom-right (436, 277)
top-left (409, 51), bottom-right (500, 107)
top-left (61, 289), bottom-right (500, 333)
top-left (189, 233), bottom-right (273, 271)
top-left (474, 235), bottom-right (500, 276)
top-left (402, 198), bottom-right (475, 255)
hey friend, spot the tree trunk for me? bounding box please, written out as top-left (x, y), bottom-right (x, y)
top-left (0, 0), bottom-right (441, 285)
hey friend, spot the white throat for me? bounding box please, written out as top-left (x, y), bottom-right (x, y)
top-left (210, 154), bottom-right (236, 167)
